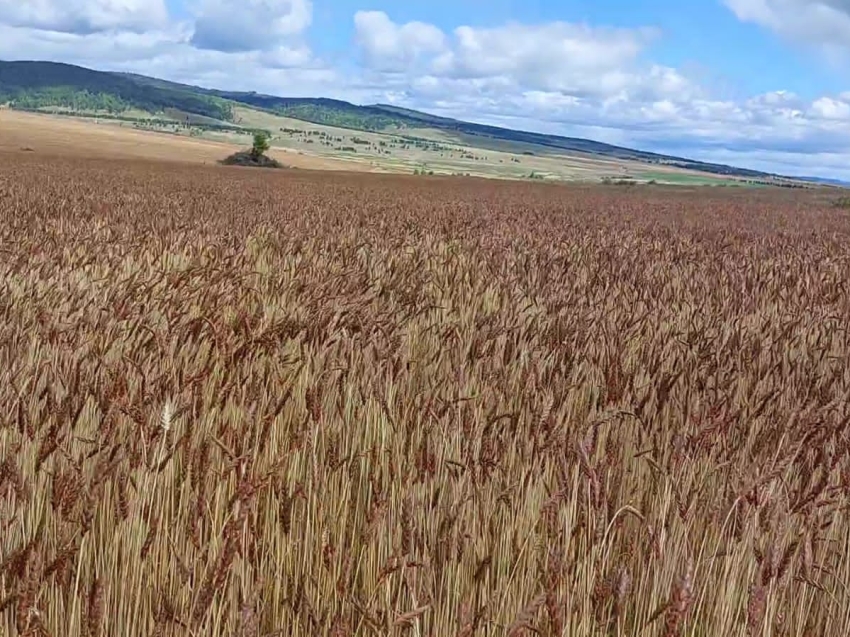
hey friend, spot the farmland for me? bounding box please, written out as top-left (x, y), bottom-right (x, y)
top-left (1, 104), bottom-right (772, 185)
top-left (0, 109), bottom-right (373, 173)
top-left (1, 151), bottom-right (850, 637)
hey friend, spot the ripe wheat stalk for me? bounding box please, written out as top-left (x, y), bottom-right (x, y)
top-left (1, 153), bottom-right (849, 636)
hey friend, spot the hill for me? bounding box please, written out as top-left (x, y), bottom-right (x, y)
top-left (192, 89), bottom-right (777, 178)
top-left (187, 90), bottom-right (784, 180)
top-left (0, 59), bottom-right (818, 183)
top-left (0, 60), bottom-right (233, 121)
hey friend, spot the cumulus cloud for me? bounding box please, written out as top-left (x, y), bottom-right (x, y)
top-left (191, 0), bottom-right (312, 52)
top-left (723, 0), bottom-right (850, 52)
top-left (353, 12), bottom-right (691, 101)
top-left (119, 49), bottom-right (337, 93)
top-left (354, 10), bottom-right (445, 72)
top-left (0, 22), bottom-right (188, 64)
top-left (0, 0), bottom-right (168, 34)
top-left (431, 22), bottom-right (655, 80)
top-left (811, 95), bottom-right (850, 119)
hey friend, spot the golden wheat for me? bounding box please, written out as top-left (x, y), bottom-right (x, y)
top-left (1, 152), bottom-right (849, 636)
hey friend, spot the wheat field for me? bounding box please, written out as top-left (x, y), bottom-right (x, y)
top-left (1, 152), bottom-right (849, 637)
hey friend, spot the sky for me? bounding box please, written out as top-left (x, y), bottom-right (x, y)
top-left (2, 1), bottom-right (850, 179)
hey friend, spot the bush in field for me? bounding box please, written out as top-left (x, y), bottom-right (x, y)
top-left (220, 130), bottom-right (283, 168)
top-left (251, 130), bottom-right (270, 158)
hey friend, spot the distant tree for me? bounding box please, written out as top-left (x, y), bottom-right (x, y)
top-left (251, 131), bottom-right (271, 158)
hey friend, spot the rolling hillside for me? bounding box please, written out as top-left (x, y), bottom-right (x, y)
top-left (0, 61), bottom-right (233, 121)
top-left (0, 59), bottom-right (814, 183)
top-left (195, 89), bottom-right (777, 178)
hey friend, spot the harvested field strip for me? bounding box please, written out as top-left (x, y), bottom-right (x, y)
top-left (0, 110), bottom-right (372, 172)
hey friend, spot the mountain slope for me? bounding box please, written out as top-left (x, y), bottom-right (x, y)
top-left (272, 101), bottom-right (778, 178)
top-left (0, 59), bottom-right (810, 183)
top-left (0, 61), bottom-right (233, 121)
top-left (183, 90), bottom-right (777, 178)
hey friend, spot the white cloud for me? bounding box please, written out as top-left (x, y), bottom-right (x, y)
top-left (123, 47), bottom-right (335, 92)
top-left (353, 12), bottom-right (685, 100)
top-left (353, 11), bottom-right (446, 72)
top-left (0, 0), bottom-right (168, 34)
top-left (723, 0), bottom-right (850, 52)
top-left (811, 96), bottom-right (850, 119)
top-left (432, 22), bottom-right (656, 83)
top-left (0, 22), bottom-right (188, 64)
top-left (191, 0), bottom-right (312, 52)
top-left (662, 146), bottom-right (850, 179)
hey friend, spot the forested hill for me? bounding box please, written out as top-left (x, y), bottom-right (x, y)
top-left (1, 59), bottom-right (790, 181)
top-left (0, 61), bottom-right (233, 120)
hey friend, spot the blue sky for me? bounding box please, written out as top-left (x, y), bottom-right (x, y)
top-left (310, 0), bottom-right (841, 97)
top-left (2, 0), bottom-right (850, 179)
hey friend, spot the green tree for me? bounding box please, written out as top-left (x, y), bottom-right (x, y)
top-left (251, 131), bottom-right (270, 158)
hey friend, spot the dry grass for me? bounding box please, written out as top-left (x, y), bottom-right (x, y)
top-left (0, 110), bottom-right (372, 172)
top-left (1, 153), bottom-right (850, 637)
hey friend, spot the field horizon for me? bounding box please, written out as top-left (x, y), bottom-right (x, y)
top-left (3, 59), bottom-right (832, 187)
